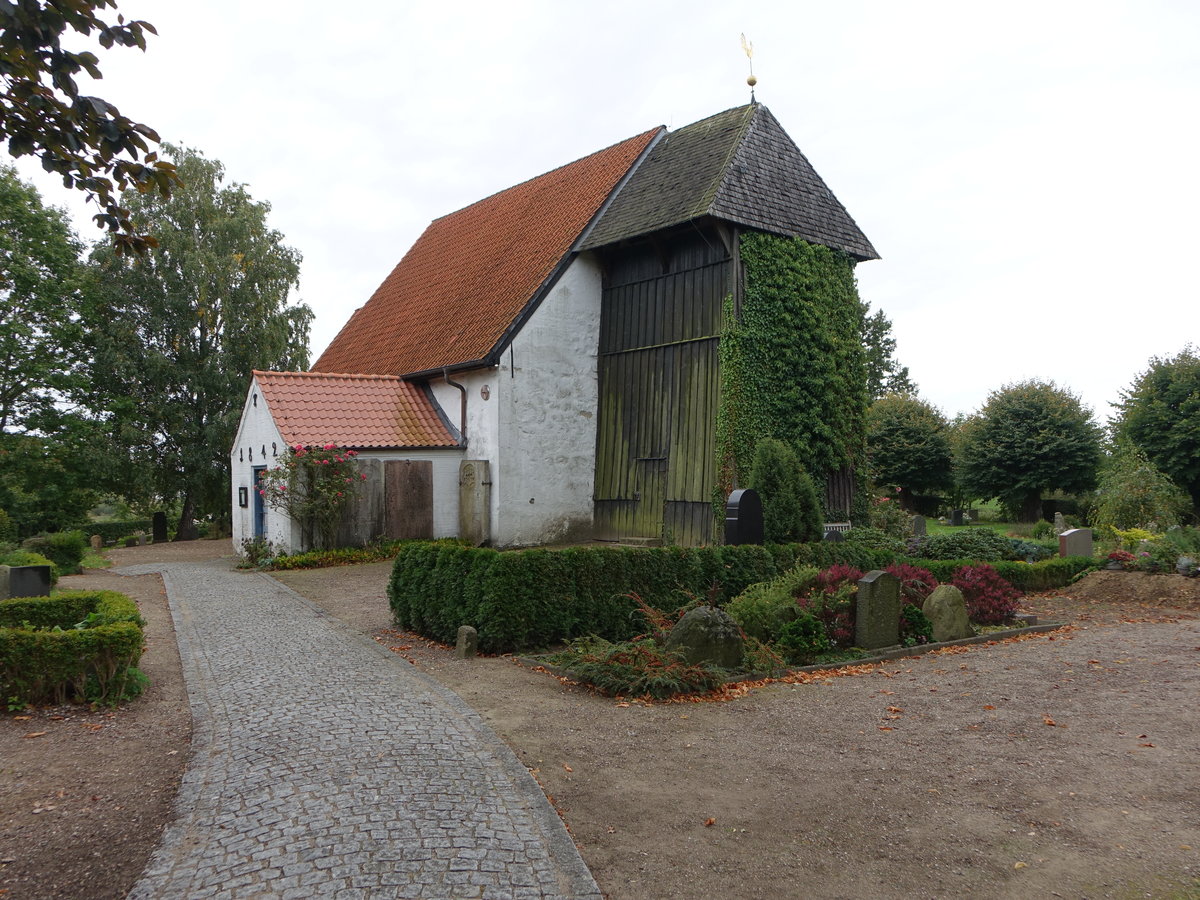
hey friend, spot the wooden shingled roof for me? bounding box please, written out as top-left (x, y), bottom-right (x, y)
top-left (312, 128), bottom-right (662, 377)
top-left (254, 371), bottom-right (460, 449)
top-left (580, 104), bottom-right (878, 261)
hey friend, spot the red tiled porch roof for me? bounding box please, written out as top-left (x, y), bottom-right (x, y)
top-left (312, 127), bottom-right (661, 376)
top-left (254, 371), bottom-right (459, 449)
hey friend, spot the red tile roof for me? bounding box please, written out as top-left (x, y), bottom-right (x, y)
top-left (254, 371), bottom-right (459, 449)
top-left (312, 127), bottom-right (662, 376)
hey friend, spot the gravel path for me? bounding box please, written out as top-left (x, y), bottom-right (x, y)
top-left (121, 559), bottom-right (600, 900)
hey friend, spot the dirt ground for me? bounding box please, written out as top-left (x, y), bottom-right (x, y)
top-left (3, 544), bottom-right (1200, 899)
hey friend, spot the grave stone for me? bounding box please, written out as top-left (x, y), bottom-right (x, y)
top-left (665, 606), bottom-right (744, 669)
top-left (855, 571), bottom-right (901, 650)
top-left (950, 509), bottom-right (965, 527)
top-left (90, 534), bottom-right (103, 552)
top-left (911, 515), bottom-right (927, 537)
top-left (137, 532), bottom-right (146, 546)
top-left (922, 585), bottom-right (974, 642)
top-left (968, 508), bottom-right (980, 522)
top-left (454, 625), bottom-right (479, 659)
top-left (152, 511), bottom-right (169, 544)
top-left (1053, 512), bottom-right (1067, 536)
top-left (0, 564), bottom-right (52, 600)
top-left (1058, 528), bottom-right (1093, 559)
top-left (724, 489), bottom-right (763, 546)
top-left (823, 529), bottom-right (846, 543)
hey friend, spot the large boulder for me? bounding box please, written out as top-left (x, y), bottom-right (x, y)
top-left (922, 585), bottom-right (974, 642)
top-left (665, 606), bottom-right (744, 669)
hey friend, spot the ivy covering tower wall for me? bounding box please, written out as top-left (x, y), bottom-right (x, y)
top-left (715, 233), bottom-right (869, 521)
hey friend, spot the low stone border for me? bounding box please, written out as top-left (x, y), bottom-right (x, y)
top-left (516, 620), bottom-right (1068, 689)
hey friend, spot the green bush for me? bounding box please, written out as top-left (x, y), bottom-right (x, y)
top-left (0, 590), bottom-right (145, 706)
top-left (843, 526), bottom-right (906, 554)
top-left (0, 508), bottom-right (15, 544)
top-left (774, 612), bottom-right (831, 665)
top-left (0, 549), bottom-right (58, 585)
top-left (907, 529), bottom-right (1016, 561)
top-left (899, 604), bottom-right (934, 646)
top-left (748, 438), bottom-right (823, 543)
top-left (21, 531), bottom-right (87, 575)
top-left (725, 566), bottom-right (819, 642)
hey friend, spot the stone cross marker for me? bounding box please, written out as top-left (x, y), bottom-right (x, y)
top-left (856, 570), bottom-right (901, 650)
top-left (911, 515), bottom-right (926, 537)
top-left (725, 489), bottom-right (763, 546)
top-left (1059, 528), bottom-right (1093, 558)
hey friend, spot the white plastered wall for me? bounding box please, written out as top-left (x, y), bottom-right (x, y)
top-left (229, 377), bottom-right (301, 552)
top-left (428, 254), bottom-right (603, 547)
top-left (230, 379), bottom-right (466, 554)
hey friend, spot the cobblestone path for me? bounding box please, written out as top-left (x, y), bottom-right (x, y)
top-left (122, 560), bottom-right (601, 900)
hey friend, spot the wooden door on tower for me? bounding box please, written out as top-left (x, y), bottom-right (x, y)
top-left (593, 231), bottom-right (730, 546)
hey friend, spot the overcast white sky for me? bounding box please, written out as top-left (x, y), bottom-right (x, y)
top-left (15, 0), bottom-right (1200, 423)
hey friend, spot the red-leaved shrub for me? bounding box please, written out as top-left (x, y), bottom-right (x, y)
top-left (815, 563), bottom-right (864, 594)
top-left (885, 563), bottom-right (940, 604)
top-left (950, 564), bottom-right (1021, 625)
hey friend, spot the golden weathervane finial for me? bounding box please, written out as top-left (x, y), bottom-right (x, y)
top-left (740, 33), bottom-right (757, 101)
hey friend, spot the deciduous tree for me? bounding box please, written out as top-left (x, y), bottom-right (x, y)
top-left (87, 145), bottom-right (312, 538)
top-left (866, 393), bottom-right (952, 499)
top-left (955, 380), bottom-right (1101, 522)
top-left (0, 165), bottom-right (84, 432)
top-left (1113, 347), bottom-right (1200, 512)
top-left (1, 0), bottom-right (177, 253)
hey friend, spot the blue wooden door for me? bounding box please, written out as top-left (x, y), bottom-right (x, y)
top-left (252, 466), bottom-right (267, 538)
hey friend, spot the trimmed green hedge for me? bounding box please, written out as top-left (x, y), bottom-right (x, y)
top-left (894, 556), bottom-right (1097, 592)
top-left (388, 542), bottom-right (894, 653)
top-left (88, 520), bottom-right (153, 545)
top-left (0, 590), bottom-right (146, 706)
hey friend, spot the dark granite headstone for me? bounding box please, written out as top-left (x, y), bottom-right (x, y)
top-left (823, 529), bottom-right (846, 542)
top-left (0, 564), bottom-right (52, 599)
top-left (950, 509), bottom-right (965, 527)
top-left (725, 489), bottom-right (763, 546)
top-left (152, 511), bottom-right (169, 544)
top-left (855, 570), bottom-right (901, 650)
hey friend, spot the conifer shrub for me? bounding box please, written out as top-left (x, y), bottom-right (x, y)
top-left (724, 566), bottom-right (819, 643)
top-left (748, 438), bottom-right (823, 543)
top-left (775, 612), bottom-right (831, 665)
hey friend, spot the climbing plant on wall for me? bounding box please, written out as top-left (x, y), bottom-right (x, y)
top-left (715, 233), bottom-right (869, 521)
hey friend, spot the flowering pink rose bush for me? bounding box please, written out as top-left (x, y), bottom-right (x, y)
top-left (258, 444), bottom-right (363, 548)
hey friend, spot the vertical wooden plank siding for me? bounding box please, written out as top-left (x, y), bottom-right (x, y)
top-left (593, 230), bottom-right (730, 546)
